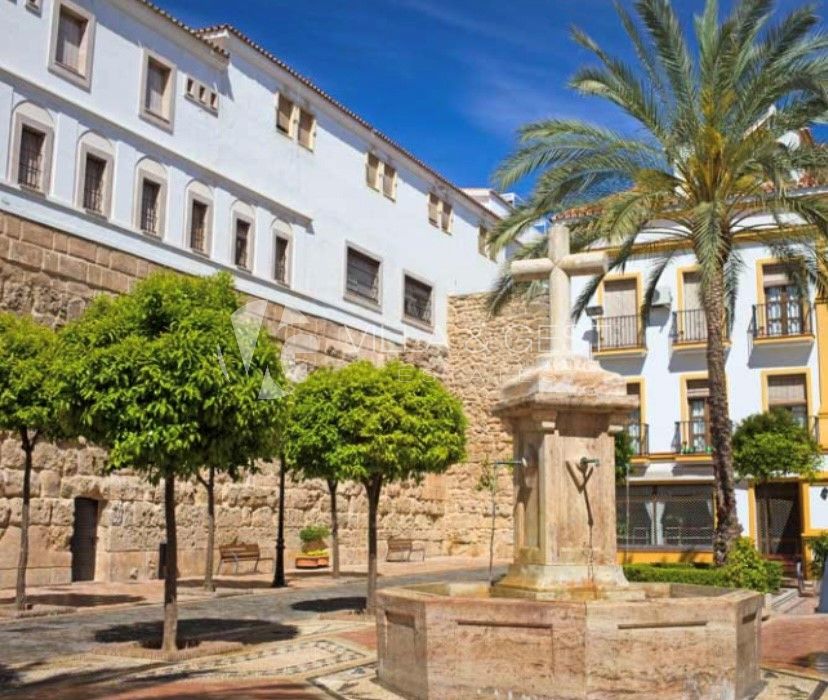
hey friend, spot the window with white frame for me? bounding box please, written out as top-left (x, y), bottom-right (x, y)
top-left (141, 53), bottom-right (175, 128)
top-left (9, 104), bottom-right (55, 194)
top-left (234, 218), bottom-right (252, 270)
top-left (428, 193), bottom-right (452, 232)
top-left (139, 179), bottom-right (161, 235)
top-left (403, 275), bottom-right (433, 326)
top-left (346, 247), bottom-right (381, 304)
top-left (50, 1), bottom-right (94, 88)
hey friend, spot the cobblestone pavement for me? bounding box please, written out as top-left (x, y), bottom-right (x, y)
top-left (0, 572), bottom-right (824, 700)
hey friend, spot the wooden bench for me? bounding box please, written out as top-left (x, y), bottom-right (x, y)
top-left (218, 543), bottom-right (260, 574)
top-left (386, 538), bottom-right (426, 562)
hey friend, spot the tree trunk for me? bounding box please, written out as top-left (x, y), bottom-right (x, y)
top-left (203, 466), bottom-right (216, 592)
top-left (15, 429), bottom-right (33, 612)
top-left (703, 270), bottom-right (742, 565)
top-left (327, 479), bottom-right (340, 579)
top-left (162, 472), bottom-right (179, 654)
top-left (363, 474), bottom-right (383, 615)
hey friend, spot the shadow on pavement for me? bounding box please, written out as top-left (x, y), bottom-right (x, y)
top-left (94, 618), bottom-right (300, 648)
top-left (0, 593), bottom-right (144, 608)
top-left (291, 596), bottom-right (366, 613)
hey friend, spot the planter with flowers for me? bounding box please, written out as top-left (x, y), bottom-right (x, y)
top-left (296, 525), bottom-right (330, 569)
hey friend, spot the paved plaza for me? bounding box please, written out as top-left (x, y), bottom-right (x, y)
top-left (0, 565), bottom-right (825, 700)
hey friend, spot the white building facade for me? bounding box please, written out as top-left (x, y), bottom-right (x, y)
top-left (0, 0), bottom-right (503, 351)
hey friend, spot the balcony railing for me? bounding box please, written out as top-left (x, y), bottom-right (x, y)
top-left (625, 422), bottom-right (650, 456)
top-left (674, 420), bottom-right (714, 455)
top-left (751, 302), bottom-right (813, 339)
top-left (671, 308), bottom-right (708, 344)
top-left (591, 315), bottom-right (645, 353)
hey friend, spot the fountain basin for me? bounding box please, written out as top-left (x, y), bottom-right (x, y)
top-left (376, 582), bottom-right (763, 700)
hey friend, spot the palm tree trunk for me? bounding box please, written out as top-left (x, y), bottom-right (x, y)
top-left (162, 472), bottom-right (178, 654)
top-left (15, 429), bottom-right (33, 612)
top-left (703, 271), bottom-right (741, 565)
top-left (363, 474), bottom-right (383, 615)
top-left (203, 466), bottom-right (216, 592)
top-left (327, 479), bottom-right (340, 578)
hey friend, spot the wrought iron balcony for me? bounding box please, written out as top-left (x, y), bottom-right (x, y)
top-left (591, 315), bottom-right (645, 353)
top-left (625, 422), bottom-right (650, 457)
top-left (674, 420), bottom-right (714, 455)
top-left (670, 308), bottom-right (708, 344)
top-left (751, 302), bottom-right (813, 340)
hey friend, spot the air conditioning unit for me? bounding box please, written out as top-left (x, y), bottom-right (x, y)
top-left (651, 286), bottom-right (673, 308)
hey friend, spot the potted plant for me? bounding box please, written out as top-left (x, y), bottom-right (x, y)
top-left (296, 525), bottom-right (331, 569)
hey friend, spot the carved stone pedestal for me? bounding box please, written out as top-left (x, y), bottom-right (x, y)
top-left (491, 353), bottom-right (637, 598)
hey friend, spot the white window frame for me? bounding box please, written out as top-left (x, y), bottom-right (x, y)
top-left (343, 243), bottom-right (383, 310)
top-left (8, 105), bottom-right (55, 195)
top-left (49, 0), bottom-right (95, 90)
top-left (185, 184), bottom-right (213, 256)
top-left (402, 270), bottom-right (435, 331)
top-left (272, 220), bottom-right (293, 287)
top-left (139, 49), bottom-right (176, 131)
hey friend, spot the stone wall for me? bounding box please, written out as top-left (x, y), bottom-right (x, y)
top-left (0, 210), bottom-right (543, 587)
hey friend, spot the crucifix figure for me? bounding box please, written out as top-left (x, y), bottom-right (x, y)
top-left (510, 223), bottom-right (609, 355)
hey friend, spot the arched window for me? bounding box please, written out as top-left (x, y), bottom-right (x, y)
top-left (8, 102), bottom-right (55, 194)
top-left (184, 180), bottom-right (213, 256)
top-left (76, 131), bottom-right (114, 218)
top-left (133, 157), bottom-right (167, 238)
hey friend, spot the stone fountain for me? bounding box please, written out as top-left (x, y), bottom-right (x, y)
top-left (376, 225), bottom-right (763, 700)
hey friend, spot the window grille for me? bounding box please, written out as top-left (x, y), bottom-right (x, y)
top-left (274, 236), bottom-right (289, 283)
top-left (404, 276), bottom-right (432, 324)
top-left (18, 127), bottom-right (45, 190)
top-left (140, 179), bottom-right (160, 235)
top-left (234, 220), bottom-right (250, 268)
top-left (83, 154), bottom-right (106, 213)
top-left (346, 249), bottom-right (380, 302)
top-left (190, 200), bottom-right (208, 252)
top-left (617, 484), bottom-right (714, 549)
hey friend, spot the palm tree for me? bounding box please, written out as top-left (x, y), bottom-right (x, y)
top-left (488, 0), bottom-right (828, 565)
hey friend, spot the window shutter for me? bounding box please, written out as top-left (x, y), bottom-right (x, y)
top-left (428, 194), bottom-right (440, 225)
top-left (763, 264), bottom-right (792, 288)
top-left (366, 154), bottom-right (379, 189)
top-left (683, 271), bottom-right (702, 310)
top-left (603, 279), bottom-right (638, 317)
top-left (686, 379), bottom-right (710, 399)
top-left (767, 374), bottom-right (806, 405)
top-left (57, 10), bottom-right (84, 70)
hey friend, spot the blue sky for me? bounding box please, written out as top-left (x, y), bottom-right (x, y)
top-left (154, 0), bottom-right (825, 194)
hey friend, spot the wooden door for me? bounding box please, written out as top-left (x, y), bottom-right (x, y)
top-left (756, 483), bottom-right (802, 573)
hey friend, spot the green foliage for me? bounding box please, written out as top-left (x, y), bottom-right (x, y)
top-left (58, 272), bottom-right (286, 482)
top-left (623, 563), bottom-right (728, 587)
top-left (299, 525), bottom-right (330, 543)
top-left (720, 538), bottom-right (783, 593)
top-left (0, 313), bottom-right (60, 437)
top-left (805, 533), bottom-right (828, 580)
top-left (733, 410), bottom-right (821, 483)
top-left (283, 360), bottom-right (467, 486)
top-left (624, 542), bottom-right (782, 593)
top-left (615, 430), bottom-right (633, 485)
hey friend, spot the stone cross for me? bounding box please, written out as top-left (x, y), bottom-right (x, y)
top-left (510, 223), bottom-right (609, 355)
